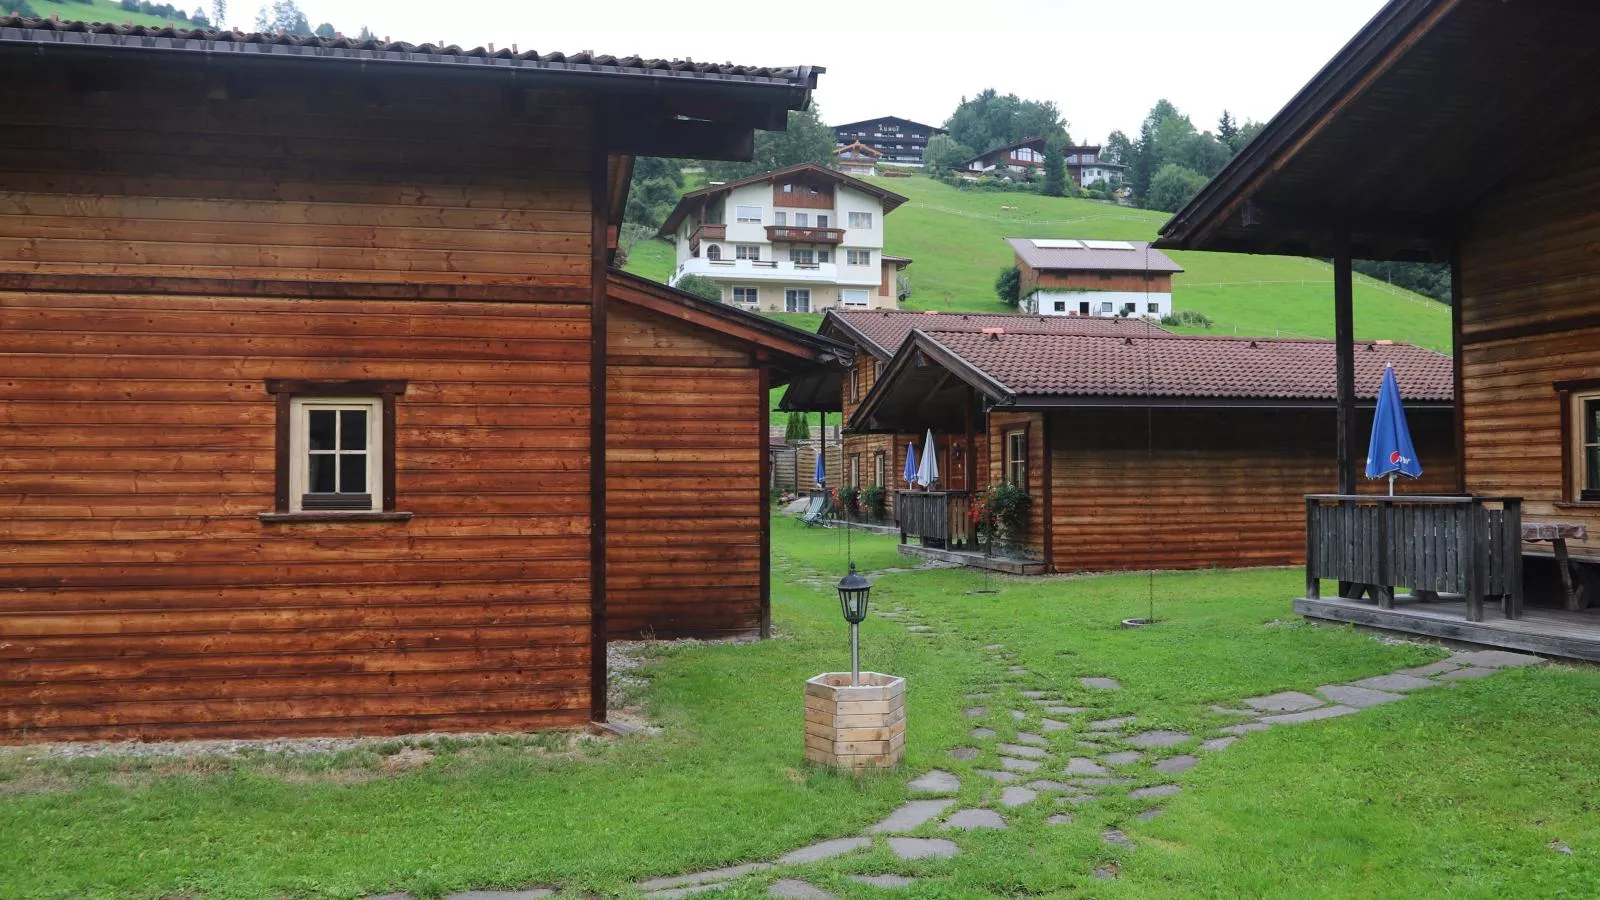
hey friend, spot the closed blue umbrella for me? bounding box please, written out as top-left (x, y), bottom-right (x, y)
top-left (902, 441), bottom-right (918, 488)
top-left (1365, 363), bottom-right (1423, 495)
top-left (814, 444), bottom-right (826, 487)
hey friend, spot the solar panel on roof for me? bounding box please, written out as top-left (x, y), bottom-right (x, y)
top-left (1031, 239), bottom-right (1083, 249)
top-left (1081, 240), bottom-right (1135, 250)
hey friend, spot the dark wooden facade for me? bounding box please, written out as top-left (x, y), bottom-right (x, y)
top-left (0, 21), bottom-right (822, 741)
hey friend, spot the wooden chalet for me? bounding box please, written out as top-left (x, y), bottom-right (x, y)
top-left (1156, 0), bottom-right (1600, 660)
top-left (782, 310), bottom-right (1179, 524)
top-left (0, 17), bottom-right (844, 742)
top-left (850, 325), bottom-right (1456, 575)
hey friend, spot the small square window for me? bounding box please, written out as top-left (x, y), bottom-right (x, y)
top-left (1148, 302), bottom-right (1160, 314)
top-left (266, 380), bottom-right (406, 518)
top-left (733, 286), bottom-right (759, 307)
top-left (1053, 300), bottom-right (1066, 312)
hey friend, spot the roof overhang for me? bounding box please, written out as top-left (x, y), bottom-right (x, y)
top-left (1155, 0), bottom-right (1600, 261)
top-left (848, 330), bottom-right (1012, 434)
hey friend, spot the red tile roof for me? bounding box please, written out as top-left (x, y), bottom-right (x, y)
top-left (827, 309), bottom-right (1169, 359)
top-left (919, 328), bottom-right (1453, 402)
top-left (0, 16), bottom-right (820, 83)
top-left (1006, 238), bottom-right (1184, 274)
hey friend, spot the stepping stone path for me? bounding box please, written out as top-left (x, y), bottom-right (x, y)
top-left (1041, 719), bottom-right (1071, 732)
top-left (1014, 731), bottom-right (1049, 746)
top-left (942, 808), bottom-right (1007, 830)
top-left (1350, 673), bottom-right (1436, 693)
top-left (1201, 737), bottom-right (1237, 752)
top-left (849, 875), bottom-right (918, 888)
top-left (1259, 705), bottom-right (1357, 725)
top-left (1131, 784), bottom-right (1182, 800)
top-left (1026, 779), bottom-right (1072, 792)
top-left (1241, 691), bottom-right (1323, 713)
top-left (1010, 710), bottom-right (1028, 721)
top-left (1317, 684), bottom-right (1404, 708)
top-left (999, 756), bottom-right (1041, 773)
top-left (769, 880), bottom-right (834, 899)
top-left (1045, 706), bottom-right (1087, 715)
top-left (950, 747), bottom-right (980, 761)
top-left (969, 727), bottom-right (996, 738)
top-left (1081, 677), bottom-right (1122, 690)
top-left (999, 786), bottom-right (1038, 808)
top-left (1046, 813), bottom-right (1074, 825)
top-left (443, 892), bottom-right (554, 900)
top-left (1073, 777), bottom-right (1133, 790)
top-left (1065, 757), bottom-right (1109, 775)
top-left (1020, 691), bottom-right (1055, 699)
top-left (1101, 751), bottom-right (1144, 766)
top-left (1088, 716), bottom-right (1136, 729)
top-left (1125, 730), bottom-right (1191, 749)
top-left (1154, 754), bottom-right (1198, 774)
top-left (997, 743), bottom-right (1047, 758)
top-left (1438, 666), bottom-right (1496, 681)
top-left (869, 799), bottom-right (958, 833)
top-left (908, 770), bottom-right (961, 793)
top-left (889, 837), bottom-right (960, 860)
top-left (1136, 807), bottom-right (1166, 821)
top-left (777, 837), bottom-right (869, 865)
top-left (977, 769), bottom-right (1019, 783)
top-left (964, 706), bottom-right (988, 718)
top-left (1102, 828), bottom-right (1136, 848)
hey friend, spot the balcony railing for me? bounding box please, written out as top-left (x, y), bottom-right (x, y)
top-left (687, 222), bottom-right (726, 253)
top-left (1304, 494), bottom-right (1523, 622)
top-left (766, 225), bottom-right (846, 245)
top-left (897, 490), bottom-right (975, 551)
top-left (672, 257), bottom-right (881, 288)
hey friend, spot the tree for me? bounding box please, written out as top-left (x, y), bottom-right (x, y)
top-left (211, 0), bottom-right (225, 27)
top-left (944, 89), bottom-right (1069, 155)
top-left (1146, 163), bottom-right (1209, 212)
top-left (784, 411), bottom-right (810, 442)
top-left (674, 274), bottom-right (723, 302)
top-left (1217, 110), bottom-right (1238, 150)
top-left (703, 104), bottom-right (834, 181)
top-left (313, 21), bottom-right (334, 37)
top-left (254, 0), bottom-right (309, 35)
top-left (923, 134), bottom-right (976, 173)
top-left (357, 24), bottom-right (374, 41)
top-left (1041, 139), bottom-right (1067, 197)
top-left (994, 265), bottom-right (1022, 308)
top-left (191, 7), bottom-right (210, 25)
top-left (623, 157), bottom-right (685, 230)
top-left (1102, 130), bottom-right (1135, 166)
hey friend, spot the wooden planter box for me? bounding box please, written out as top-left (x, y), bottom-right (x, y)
top-left (803, 672), bottom-right (906, 770)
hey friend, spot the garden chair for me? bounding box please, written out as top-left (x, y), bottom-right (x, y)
top-left (796, 494), bottom-right (828, 527)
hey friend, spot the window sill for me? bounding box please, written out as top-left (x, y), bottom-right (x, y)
top-left (1552, 502), bottom-right (1600, 511)
top-left (258, 511), bottom-right (413, 524)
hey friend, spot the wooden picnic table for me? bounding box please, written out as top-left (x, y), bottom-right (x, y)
top-left (1523, 522), bottom-right (1589, 611)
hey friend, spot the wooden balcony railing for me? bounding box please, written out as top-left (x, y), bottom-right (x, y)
top-left (688, 222), bottom-right (726, 253)
top-left (897, 490), bottom-right (974, 551)
top-left (1304, 494), bottom-right (1523, 622)
top-left (766, 225), bottom-right (845, 245)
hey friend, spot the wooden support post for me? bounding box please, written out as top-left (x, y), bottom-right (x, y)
top-left (758, 366), bottom-right (772, 640)
top-left (1465, 501), bottom-right (1484, 622)
top-left (1450, 243), bottom-right (1467, 495)
top-left (1334, 245), bottom-right (1357, 496)
top-left (963, 387), bottom-right (978, 496)
top-left (588, 132), bottom-right (610, 724)
top-left (1305, 497), bottom-right (1320, 600)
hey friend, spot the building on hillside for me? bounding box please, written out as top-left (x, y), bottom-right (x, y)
top-left (1064, 145), bottom-right (1127, 187)
top-left (780, 310), bottom-right (1172, 523)
top-left (852, 327), bottom-right (1456, 575)
top-left (0, 15), bottom-right (845, 742)
top-left (831, 116), bottom-right (945, 167)
top-left (961, 137), bottom-right (1047, 178)
top-left (659, 163), bottom-right (910, 314)
top-left (1007, 238), bottom-right (1185, 318)
top-left (1156, 0), bottom-right (1600, 660)
top-left (834, 140), bottom-right (883, 176)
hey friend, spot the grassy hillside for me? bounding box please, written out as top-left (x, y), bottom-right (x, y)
top-left (624, 174), bottom-right (1452, 353)
top-left (26, 0), bottom-right (188, 27)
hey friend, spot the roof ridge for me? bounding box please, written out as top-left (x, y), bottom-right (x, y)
top-left (926, 326), bottom-right (1434, 351)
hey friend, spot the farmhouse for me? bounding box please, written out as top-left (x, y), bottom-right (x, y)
top-left (961, 137), bottom-right (1047, 178)
top-left (0, 17), bottom-right (845, 742)
top-left (1064, 145), bottom-right (1127, 187)
top-left (831, 116), bottom-right (945, 167)
top-left (1007, 238), bottom-right (1184, 319)
top-left (833, 140), bottom-right (883, 177)
top-left (1156, 0), bottom-right (1600, 660)
top-left (659, 163), bottom-right (910, 313)
top-left (850, 326), bottom-right (1456, 575)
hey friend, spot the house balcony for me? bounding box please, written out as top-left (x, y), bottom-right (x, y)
top-left (687, 223), bottom-right (726, 254)
top-left (672, 256), bottom-right (880, 287)
top-left (766, 225), bottom-right (845, 245)
top-left (895, 489), bottom-right (1047, 575)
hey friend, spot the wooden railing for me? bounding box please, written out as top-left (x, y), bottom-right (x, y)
top-left (897, 490), bottom-right (974, 550)
top-left (687, 223), bottom-right (725, 253)
top-left (766, 225), bottom-right (846, 245)
top-left (1304, 494), bottom-right (1523, 622)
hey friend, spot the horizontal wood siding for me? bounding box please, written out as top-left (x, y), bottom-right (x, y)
top-left (1046, 408), bottom-right (1457, 573)
top-left (1459, 127), bottom-right (1600, 557)
top-left (605, 304), bottom-right (762, 639)
top-left (988, 411), bottom-right (1047, 558)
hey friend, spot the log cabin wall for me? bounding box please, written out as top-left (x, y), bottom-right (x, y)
top-left (840, 351), bottom-right (901, 511)
top-left (1458, 127), bottom-right (1600, 559)
top-left (1046, 408), bottom-right (1457, 573)
top-left (0, 57), bottom-right (597, 740)
top-left (987, 411), bottom-right (1048, 559)
top-left (604, 303), bottom-right (765, 639)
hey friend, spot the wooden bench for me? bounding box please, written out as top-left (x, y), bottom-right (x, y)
top-left (1523, 522), bottom-right (1589, 611)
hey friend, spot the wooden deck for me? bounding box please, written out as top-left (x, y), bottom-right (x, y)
top-left (1296, 594), bottom-right (1600, 662)
top-left (898, 543), bottom-right (1048, 575)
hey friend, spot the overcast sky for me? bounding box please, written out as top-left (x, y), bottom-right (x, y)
top-left (261, 0), bottom-right (1389, 143)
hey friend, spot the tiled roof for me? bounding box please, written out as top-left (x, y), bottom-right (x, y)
top-left (828, 309), bottom-right (1169, 358)
top-left (919, 328), bottom-right (1453, 402)
top-left (0, 16), bottom-right (819, 83)
top-left (659, 162), bottom-right (907, 236)
top-left (1006, 238), bottom-right (1184, 274)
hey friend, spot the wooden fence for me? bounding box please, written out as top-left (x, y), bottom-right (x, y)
top-left (897, 491), bottom-right (974, 550)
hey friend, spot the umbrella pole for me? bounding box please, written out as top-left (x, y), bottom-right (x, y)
top-left (1389, 473), bottom-right (1395, 497)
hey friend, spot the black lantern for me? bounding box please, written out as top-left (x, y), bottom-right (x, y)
top-left (837, 562), bottom-right (872, 684)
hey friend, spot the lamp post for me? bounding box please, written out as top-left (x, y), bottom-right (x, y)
top-left (836, 562), bottom-right (871, 685)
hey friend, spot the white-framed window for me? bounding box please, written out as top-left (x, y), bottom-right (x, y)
top-left (1005, 429), bottom-right (1027, 488)
top-left (785, 289), bottom-right (811, 313)
top-left (874, 452), bottom-right (885, 488)
top-left (736, 245), bottom-right (761, 260)
top-left (841, 289), bottom-right (871, 308)
top-left (1567, 390), bottom-right (1600, 501)
top-left (291, 397), bottom-right (382, 512)
top-left (847, 249), bottom-right (872, 266)
top-left (1053, 300), bottom-right (1067, 312)
top-left (735, 205), bottom-right (762, 224)
top-left (794, 212), bottom-right (810, 227)
top-left (817, 214), bottom-right (830, 228)
top-left (732, 286), bottom-right (760, 307)
top-left (790, 249), bottom-right (815, 265)
top-left (848, 211), bottom-right (873, 229)
top-left (705, 244), bottom-right (722, 261)
top-left (1148, 302), bottom-right (1160, 314)
top-left (774, 211), bottom-right (787, 226)
top-left (817, 249), bottom-right (831, 263)
top-left (1100, 301), bottom-right (1114, 314)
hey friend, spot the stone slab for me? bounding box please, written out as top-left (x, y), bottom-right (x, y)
top-left (1008, 666), bottom-right (1030, 675)
top-left (999, 756), bottom-right (1041, 773)
top-left (366, 895), bottom-right (417, 900)
top-left (997, 743), bottom-right (1047, 758)
top-left (1020, 691), bottom-right (1056, 699)
top-left (1025, 779), bottom-right (1072, 792)
top-left (950, 747), bottom-right (980, 761)
top-left (969, 727), bottom-right (996, 738)
top-left (769, 879), bottom-right (835, 899)
top-left (1088, 716), bottom-right (1136, 730)
top-left (964, 692), bottom-right (992, 701)
top-left (1318, 683), bottom-right (1406, 708)
top-left (1076, 740), bottom-right (1109, 751)
top-left (1040, 719), bottom-right (1071, 732)
top-left (1136, 806), bottom-right (1166, 821)
top-left (1209, 705), bottom-right (1254, 717)
top-left (1010, 710), bottom-right (1028, 721)
top-left (868, 799), bottom-right (958, 834)
top-left (1200, 737), bottom-right (1238, 751)
top-left (905, 625), bottom-right (933, 633)
top-left (777, 836), bottom-right (871, 865)
top-left (1153, 755), bottom-right (1197, 774)
top-left (1130, 784), bottom-right (1181, 799)
top-left (1046, 813), bottom-right (1074, 825)
top-left (444, 892), bottom-right (554, 900)
top-left (999, 786), bottom-right (1038, 808)
top-left (1100, 751), bottom-right (1143, 766)
top-left (639, 863), bottom-right (773, 891)
top-left (1436, 666), bottom-right (1497, 681)
top-left (848, 875), bottom-right (918, 889)
top-left (1125, 730), bottom-right (1191, 749)
top-left (942, 808), bottom-right (1007, 830)
top-left (1350, 673), bottom-right (1439, 693)
top-left (1014, 731), bottom-right (1048, 746)
top-left (1453, 649), bottom-right (1546, 669)
top-left (1240, 691), bottom-right (1324, 713)
top-left (908, 771), bottom-right (961, 793)
top-left (1073, 777), bottom-right (1134, 789)
top-left (975, 769), bottom-right (1019, 783)
top-left (985, 643), bottom-right (1005, 650)
top-left (963, 707), bottom-right (988, 718)
top-left (1080, 677), bottom-right (1122, 691)
top-left (1044, 706), bottom-right (1088, 715)
top-left (1219, 722), bottom-right (1268, 735)
top-left (1065, 757), bottom-right (1109, 775)
top-left (888, 837), bottom-right (960, 860)
top-left (1258, 705), bottom-right (1358, 725)
top-left (646, 885), bottom-right (731, 898)
top-left (1102, 828), bottom-right (1135, 848)
top-left (1398, 660), bottom-right (1464, 677)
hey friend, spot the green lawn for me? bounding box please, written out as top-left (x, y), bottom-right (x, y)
top-left (27, 0), bottom-right (191, 27)
top-left (5, 524), bottom-right (1595, 898)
